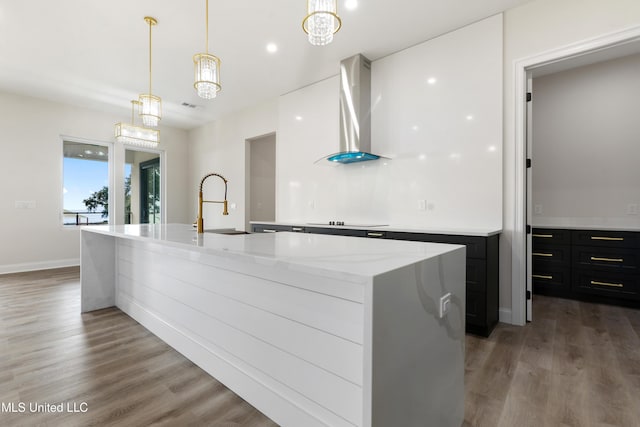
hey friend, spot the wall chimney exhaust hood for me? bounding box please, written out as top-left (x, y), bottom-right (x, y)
top-left (319, 54), bottom-right (385, 164)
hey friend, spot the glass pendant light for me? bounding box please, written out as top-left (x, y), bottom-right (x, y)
top-left (302, 0), bottom-right (342, 46)
top-left (194, 0), bottom-right (221, 99)
top-left (139, 17), bottom-right (162, 127)
top-left (115, 100), bottom-right (160, 147)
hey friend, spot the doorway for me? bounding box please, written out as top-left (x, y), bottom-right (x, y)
top-left (246, 133), bottom-right (276, 231)
top-left (512, 26), bottom-right (640, 325)
top-left (125, 149), bottom-right (162, 225)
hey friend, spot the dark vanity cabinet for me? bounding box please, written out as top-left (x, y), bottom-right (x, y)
top-left (252, 223), bottom-right (500, 337)
top-left (533, 227), bottom-right (640, 306)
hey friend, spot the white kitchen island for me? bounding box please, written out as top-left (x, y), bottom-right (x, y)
top-left (81, 224), bottom-right (465, 427)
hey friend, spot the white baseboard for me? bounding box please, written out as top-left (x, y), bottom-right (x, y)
top-left (0, 258), bottom-right (79, 275)
top-left (498, 308), bottom-right (512, 324)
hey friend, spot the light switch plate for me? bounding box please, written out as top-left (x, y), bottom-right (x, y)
top-left (439, 292), bottom-right (451, 318)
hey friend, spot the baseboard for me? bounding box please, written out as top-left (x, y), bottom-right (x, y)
top-left (498, 307), bottom-right (512, 324)
top-left (0, 258), bottom-right (79, 275)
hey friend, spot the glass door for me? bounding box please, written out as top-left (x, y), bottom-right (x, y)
top-left (140, 158), bottom-right (160, 224)
top-left (124, 150), bottom-right (161, 224)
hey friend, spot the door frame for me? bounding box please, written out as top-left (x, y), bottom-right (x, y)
top-left (139, 157), bottom-right (161, 224)
top-left (511, 24), bottom-right (640, 326)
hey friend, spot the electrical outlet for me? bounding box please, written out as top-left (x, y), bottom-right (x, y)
top-left (15, 201), bottom-right (36, 209)
top-left (439, 293), bottom-right (451, 318)
top-left (418, 200), bottom-right (426, 211)
top-left (627, 204), bottom-right (638, 215)
top-left (534, 204), bottom-right (543, 215)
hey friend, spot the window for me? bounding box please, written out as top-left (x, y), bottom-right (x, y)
top-left (63, 141), bottom-right (110, 226)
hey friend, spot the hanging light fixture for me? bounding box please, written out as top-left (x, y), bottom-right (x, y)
top-left (302, 0), bottom-right (342, 46)
top-left (115, 100), bottom-right (160, 147)
top-left (193, 0), bottom-right (221, 99)
top-left (139, 16), bottom-right (162, 127)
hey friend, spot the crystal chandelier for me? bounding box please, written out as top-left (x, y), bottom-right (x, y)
top-left (115, 100), bottom-right (160, 147)
top-left (194, 0), bottom-right (221, 99)
top-left (139, 17), bottom-right (162, 127)
top-left (302, 0), bottom-right (342, 46)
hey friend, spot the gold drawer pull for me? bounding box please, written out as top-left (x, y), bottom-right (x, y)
top-left (533, 252), bottom-right (553, 257)
top-left (591, 236), bottom-right (624, 241)
top-left (367, 232), bottom-right (384, 237)
top-left (533, 274), bottom-right (553, 280)
top-left (590, 256), bottom-right (623, 263)
top-left (533, 234), bottom-right (553, 238)
top-left (591, 280), bottom-right (623, 288)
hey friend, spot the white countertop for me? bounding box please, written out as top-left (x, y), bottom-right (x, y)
top-left (83, 223), bottom-right (464, 279)
top-left (250, 221), bottom-right (501, 237)
top-left (533, 224), bottom-right (640, 232)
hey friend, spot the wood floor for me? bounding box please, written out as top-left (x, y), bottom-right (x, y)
top-left (2, 268), bottom-right (640, 427)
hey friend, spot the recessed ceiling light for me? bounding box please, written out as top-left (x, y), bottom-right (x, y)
top-left (84, 150), bottom-right (93, 155)
top-left (295, 115), bottom-right (303, 121)
top-left (488, 145), bottom-right (497, 152)
top-left (266, 43), bottom-right (278, 53)
top-left (412, 125), bottom-right (419, 131)
top-left (466, 115), bottom-right (474, 121)
top-left (345, 0), bottom-right (358, 10)
top-left (427, 77), bottom-right (437, 85)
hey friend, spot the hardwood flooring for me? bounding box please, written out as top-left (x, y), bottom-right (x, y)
top-left (2, 268), bottom-right (640, 426)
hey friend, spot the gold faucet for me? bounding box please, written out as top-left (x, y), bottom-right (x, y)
top-left (197, 173), bottom-right (229, 233)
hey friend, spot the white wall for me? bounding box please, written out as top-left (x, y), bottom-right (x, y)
top-left (502, 0), bottom-right (640, 318)
top-left (532, 53), bottom-right (640, 228)
top-left (277, 15), bottom-right (503, 230)
top-left (187, 99), bottom-right (278, 232)
top-left (0, 91), bottom-right (189, 273)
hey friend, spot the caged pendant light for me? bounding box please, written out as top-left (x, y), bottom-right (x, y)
top-left (139, 17), bottom-right (162, 127)
top-left (302, 0), bottom-right (342, 46)
top-left (115, 100), bottom-right (160, 147)
top-left (193, 0), bottom-right (221, 99)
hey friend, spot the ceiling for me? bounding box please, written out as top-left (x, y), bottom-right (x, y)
top-left (0, 0), bottom-right (532, 130)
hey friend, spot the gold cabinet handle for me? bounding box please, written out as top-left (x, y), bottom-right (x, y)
top-left (591, 236), bottom-right (624, 241)
top-left (533, 234), bottom-right (553, 238)
top-left (590, 256), bottom-right (623, 263)
top-left (533, 274), bottom-right (553, 280)
top-left (533, 252), bottom-right (553, 257)
top-left (367, 232), bottom-right (384, 237)
top-left (591, 280), bottom-right (623, 288)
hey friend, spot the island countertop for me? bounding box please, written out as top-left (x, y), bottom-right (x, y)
top-left (82, 223), bottom-right (463, 280)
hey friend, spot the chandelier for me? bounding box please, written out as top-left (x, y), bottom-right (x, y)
top-left (193, 0), bottom-right (221, 99)
top-left (302, 0), bottom-right (342, 46)
top-left (139, 17), bottom-right (162, 127)
top-left (115, 100), bottom-right (160, 147)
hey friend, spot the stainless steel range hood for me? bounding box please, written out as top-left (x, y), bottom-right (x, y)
top-left (322, 54), bottom-right (383, 164)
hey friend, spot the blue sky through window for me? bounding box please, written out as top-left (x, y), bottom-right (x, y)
top-left (63, 158), bottom-right (109, 211)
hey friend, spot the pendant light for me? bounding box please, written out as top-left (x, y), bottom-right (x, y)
top-left (115, 100), bottom-right (160, 147)
top-left (139, 16), bottom-right (162, 127)
top-left (302, 0), bottom-right (342, 46)
top-left (193, 0), bottom-right (221, 99)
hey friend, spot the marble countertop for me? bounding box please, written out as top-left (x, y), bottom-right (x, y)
top-left (83, 223), bottom-right (464, 279)
top-left (250, 221), bottom-right (501, 237)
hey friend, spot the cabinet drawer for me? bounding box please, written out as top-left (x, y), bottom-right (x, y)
top-left (305, 227), bottom-right (367, 237)
top-left (532, 228), bottom-right (571, 245)
top-left (572, 246), bottom-right (639, 272)
top-left (572, 269), bottom-right (638, 298)
top-left (531, 244), bottom-right (570, 267)
top-left (466, 259), bottom-right (486, 292)
top-left (465, 290), bottom-right (486, 325)
top-left (532, 264), bottom-right (570, 291)
top-left (572, 230), bottom-right (640, 249)
top-left (252, 224), bottom-right (292, 233)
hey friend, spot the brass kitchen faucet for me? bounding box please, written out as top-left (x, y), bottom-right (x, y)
top-left (197, 173), bottom-right (228, 233)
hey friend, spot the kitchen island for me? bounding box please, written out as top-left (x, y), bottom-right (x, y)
top-left (81, 224), bottom-right (465, 427)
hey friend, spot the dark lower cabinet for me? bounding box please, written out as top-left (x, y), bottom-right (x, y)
top-left (252, 223), bottom-right (500, 337)
top-left (533, 227), bottom-right (640, 307)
